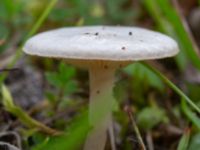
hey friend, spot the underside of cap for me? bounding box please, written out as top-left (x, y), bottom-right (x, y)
top-left (23, 26), bottom-right (179, 61)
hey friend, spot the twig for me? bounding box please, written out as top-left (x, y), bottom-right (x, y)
top-left (108, 119), bottom-right (116, 150)
top-left (0, 141), bottom-right (20, 150)
top-left (0, 68), bottom-right (20, 73)
top-left (124, 105), bottom-right (147, 150)
top-left (28, 100), bottom-right (49, 115)
top-left (0, 131), bottom-right (22, 149)
top-left (146, 131), bottom-right (154, 150)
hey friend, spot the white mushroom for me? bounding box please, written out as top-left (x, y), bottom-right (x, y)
top-left (23, 26), bottom-right (179, 150)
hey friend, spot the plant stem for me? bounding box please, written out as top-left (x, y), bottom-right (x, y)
top-left (83, 67), bottom-right (116, 150)
top-left (109, 120), bottom-right (116, 150)
top-left (125, 106), bottom-right (146, 150)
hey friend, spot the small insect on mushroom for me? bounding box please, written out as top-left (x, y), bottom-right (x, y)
top-left (129, 31), bottom-right (132, 35)
top-left (95, 32), bottom-right (99, 36)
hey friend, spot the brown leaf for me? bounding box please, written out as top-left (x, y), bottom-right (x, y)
top-left (0, 39), bottom-right (5, 46)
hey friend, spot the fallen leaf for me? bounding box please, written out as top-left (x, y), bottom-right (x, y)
top-left (0, 39), bottom-right (5, 45)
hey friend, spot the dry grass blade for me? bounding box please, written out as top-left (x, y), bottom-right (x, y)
top-left (0, 68), bottom-right (20, 73)
top-left (124, 106), bottom-right (147, 150)
top-left (1, 84), bottom-right (62, 136)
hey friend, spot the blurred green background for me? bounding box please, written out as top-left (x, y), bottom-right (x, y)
top-left (0, 0), bottom-right (200, 150)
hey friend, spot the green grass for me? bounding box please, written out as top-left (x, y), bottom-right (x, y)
top-left (143, 0), bottom-right (200, 70)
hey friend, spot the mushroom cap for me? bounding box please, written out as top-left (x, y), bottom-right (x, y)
top-left (23, 26), bottom-right (179, 61)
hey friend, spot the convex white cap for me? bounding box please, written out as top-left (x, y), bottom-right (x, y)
top-left (23, 26), bottom-right (179, 61)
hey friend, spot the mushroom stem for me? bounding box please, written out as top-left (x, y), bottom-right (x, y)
top-left (84, 66), bottom-right (116, 150)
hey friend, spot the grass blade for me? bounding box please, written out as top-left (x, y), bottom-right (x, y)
top-left (0, 0), bottom-right (58, 83)
top-left (1, 84), bottom-right (61, 135)
top-left (177, 128), bottom-right (190, 150)
top-left (141, 62), bottom-right (200, 114)
top-left (181, 99), bottom-right (200, 130)
top-left (143, 0), bottom-right (200, 70)
top-left (25, 0), bottom-right (58, 39)
top-left (33, 110), bottom-right (90, 150)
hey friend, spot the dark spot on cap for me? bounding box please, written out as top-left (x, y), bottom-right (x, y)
top-left (95, 32), bottom-right (99, 36)
top-left (129, 32), bottom-right (132, 35)
top-left (121, 47), bottom-right (126, 50)
top-left (104, 65), bottom-right (108, 69)
top-left (96, 90), bottom-right (100, 94)
top-left (139, 39), bottom-right (144, 42)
